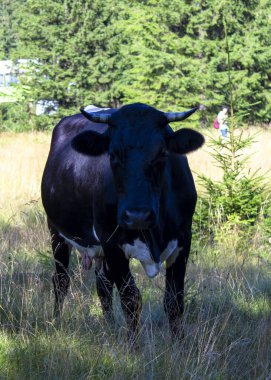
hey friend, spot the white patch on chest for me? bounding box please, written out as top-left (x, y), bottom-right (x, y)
top-left (161, 240), bottom-right (178, 262)
top-left (161, 239), bottom-right (182, 268)
top-left (60, 232), bottom-right (103, 270)
top-left (122, 239), bottom-right (160, 278)
top-left (121, 238), bottom-right (181, 278)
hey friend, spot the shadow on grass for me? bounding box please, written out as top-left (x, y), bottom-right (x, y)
top-left (0, 212), bottom-right (271, 379)
top-left (0, 260), bottom-right (270, 379)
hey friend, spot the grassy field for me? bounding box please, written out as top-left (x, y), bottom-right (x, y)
top-left (1, 128), bottom-right (271, 218)
top-left (0, 130), bottom-right (271, 379)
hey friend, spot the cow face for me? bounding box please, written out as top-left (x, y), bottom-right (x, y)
top-left (72, 103), bottom-right (204, 229)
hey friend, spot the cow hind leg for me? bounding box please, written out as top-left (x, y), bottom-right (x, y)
top-left (103, 244), bottom-right (142, 342)
top-left (95, 258), bottom-right (114, 322)
top-left (48, 222), bottom-right (71, 319)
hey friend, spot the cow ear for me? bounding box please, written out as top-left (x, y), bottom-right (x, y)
top-left (166, 128), bottom-right (204, 154)
top-left (72, 130), bottom-right (110, 156)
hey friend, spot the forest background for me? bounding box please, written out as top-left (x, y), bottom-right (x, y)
top-left (0, 1), bottom-right (271, 378)
top-left (0, 0), bottom-right (270, 131)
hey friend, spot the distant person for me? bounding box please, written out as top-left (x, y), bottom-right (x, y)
top-left (217, 107), bottom-right (229, 141)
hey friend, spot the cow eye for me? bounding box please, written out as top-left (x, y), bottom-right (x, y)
top-left (154, 149), bottom-right (168, 164)
top-left (145, 149), bottom-right (167, 182)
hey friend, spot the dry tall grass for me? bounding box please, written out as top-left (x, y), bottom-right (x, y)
top-left (0, 132), bottom-right (50, 219)
top-left (1, 128), bottom-right (271, 217)
top-left (188, 127), bottom-right (271, 183)
top-left (0, 130), bottom-right (270, 379)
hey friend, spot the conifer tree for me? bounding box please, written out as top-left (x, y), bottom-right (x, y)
top-left (196, 13), bottom-right (269, 235)
top-left (1, 0), bottom-right (270, 126)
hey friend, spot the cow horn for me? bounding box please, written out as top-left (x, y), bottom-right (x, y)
top-left (80, 108), bottom-right (111, 123)
top-left (164, 107), bottom-right (198, 122)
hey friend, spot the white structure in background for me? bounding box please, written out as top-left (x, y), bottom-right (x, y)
top-left (0, 60), bottom-right (18, 86)
top-left (36, 100), bottom-right (59, 115)
top-left (0, 59), bottom-right (58, 115)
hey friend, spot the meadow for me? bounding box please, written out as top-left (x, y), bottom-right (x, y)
top-left (0, 129), bottom-right (270, 379)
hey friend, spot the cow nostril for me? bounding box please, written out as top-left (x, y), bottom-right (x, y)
top-left (122, 209), bottom-right (155, 228)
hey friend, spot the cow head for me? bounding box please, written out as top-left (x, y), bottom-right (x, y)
top-left (72, 103), bottom-right (204, 229)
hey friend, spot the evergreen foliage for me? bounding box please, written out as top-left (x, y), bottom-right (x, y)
top-left (197, 133), bottom-right (268, 231)
top-left (0, 0), bottom-right (270, 130)
top-left (0, 0), bottom-right (21, 59)
top-left (195, 14), bottom-right (270, 237)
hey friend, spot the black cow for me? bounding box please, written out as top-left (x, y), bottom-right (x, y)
top-left (41, 103), bottom-right (204, 338)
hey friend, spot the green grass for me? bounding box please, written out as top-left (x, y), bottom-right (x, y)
top-left (0, 132), bottom-right (271, 379)
top-left (0, 202), bottom-right (270, 379)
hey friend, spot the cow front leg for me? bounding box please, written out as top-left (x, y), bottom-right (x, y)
top-left (95, 258), bottom-right (114, 322)
top-left (103, 244), bottom-right (142, 341)
top-left (118, 276), bottom-right (142, 340)
top-left (164, 248), bottom-right (187, 338)
top-left (48, 222), bottom-right (71, 319)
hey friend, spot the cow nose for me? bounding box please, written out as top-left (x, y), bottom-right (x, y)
top-left (122, 209), bottom-right (155, 229)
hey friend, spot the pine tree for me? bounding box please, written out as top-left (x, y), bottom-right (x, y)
top-left (1, 0), bottom-right (270, 128)
top-left (0, 0), bottom-right (22, 59)
top-left (196, 12), bottom-right (269, 236)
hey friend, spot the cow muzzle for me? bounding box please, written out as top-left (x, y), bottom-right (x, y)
top-left (121, 209), bottom-right (156, 229)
